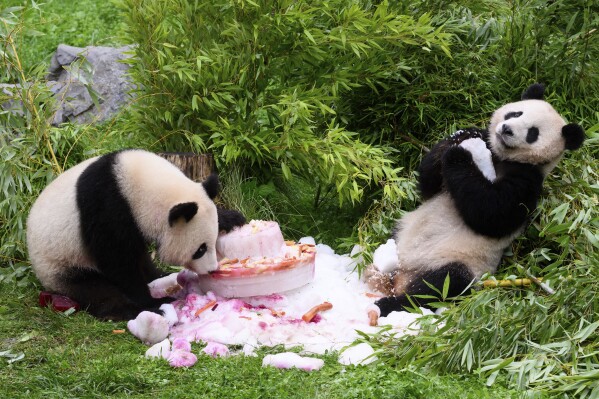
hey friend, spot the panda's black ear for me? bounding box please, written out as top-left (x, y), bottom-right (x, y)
top-left (562, 123), bottom-right (585, 150)
top-left (522, 83), bottom-right (545, 100)
top-left (169, 202), bottom-right (199, 226)
top-left (202, 173), bottom-right (219, 200)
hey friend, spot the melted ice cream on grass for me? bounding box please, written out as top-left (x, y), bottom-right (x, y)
top-left (133, 222), bottom-right (434, 370)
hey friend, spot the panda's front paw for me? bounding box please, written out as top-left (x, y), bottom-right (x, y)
top-left (442, 145), bottom-right (473, 168)
top-left (459, 138), bottom-right (496, 181)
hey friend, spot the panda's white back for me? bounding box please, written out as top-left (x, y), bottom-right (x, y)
top-left (27, 157), bottom-right (99, 290)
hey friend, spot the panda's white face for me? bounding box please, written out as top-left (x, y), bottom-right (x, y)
top-left (114, 151), bottom-right (220, 275)
top-left (488, 99), bottom-right (567, 167)
top-left (159, 198), bottom-right (219, 275)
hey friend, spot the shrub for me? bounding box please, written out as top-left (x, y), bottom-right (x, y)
top-left (1, 0), bottom-right (123, 76)
top-left (116, 0), bottom-right (454, 205)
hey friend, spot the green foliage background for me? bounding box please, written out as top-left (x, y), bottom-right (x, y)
top-left (1, 0), bottom-right (598, 396)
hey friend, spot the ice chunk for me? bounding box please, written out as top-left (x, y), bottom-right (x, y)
top-left (145, 339), bottom-right (171, 359)
top-left (372, 239), bottom-right (398, 274)
top-left (262, 352), bottom-right (324, 371)
top-left (378, 308), bottom-right (435, 334)
top-left (203, 342), bottom-right (230, 358)
top-left (168, 351), bottom-right (197, 368)
top-left (172, 337), bottom-right (191, 352)
top-left (299, 236), bottom-right (316, 246)
top-left (127, 311), bottom-right (169, 345)
top-left (243, 343), bottom-right (257, 357)
top-left (315, 243), bottom-right (335, 255)
top-left (217, 220), bottom-right (286, 259)
top-left (338, 343), bottom-right (377, 366)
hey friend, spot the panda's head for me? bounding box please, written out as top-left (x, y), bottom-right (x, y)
top-left (158, 174), bottom-right (220, 275)
top-left (488, 84), bottom-right (585, 173)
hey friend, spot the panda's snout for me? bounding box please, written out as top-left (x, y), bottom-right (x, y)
top-left (187, 252), bottom-right (218, 275)
top-left (501, 124), bottom-right (513, 136)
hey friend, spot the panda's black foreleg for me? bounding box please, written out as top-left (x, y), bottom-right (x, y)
top-left (375, 262), bottom-right (475, 317)
top-left (418, 128), bottom-right (486, 201)
top-left (418, 140), bottom-right (450, 200)
top-left (58, 268), bottom-right (163, 321)
top-left (139, 252), bottom-right (169, 283)
top-left (441, 145), bottom-right (543, 238)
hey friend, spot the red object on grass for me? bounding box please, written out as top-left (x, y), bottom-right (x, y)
top-left (39, 291), bottom-right (80, 312)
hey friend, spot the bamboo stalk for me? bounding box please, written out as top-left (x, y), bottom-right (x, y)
top-left (482, 278), bottom-right (538, 288)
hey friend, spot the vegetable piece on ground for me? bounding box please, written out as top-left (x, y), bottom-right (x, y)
top-left (302, 301), bottom-right (332, 322)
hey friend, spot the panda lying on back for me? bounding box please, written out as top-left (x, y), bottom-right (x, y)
top-left (27, 149), bottom-right (245, 321)
top-left (367, 84), bottom-right (585, 316)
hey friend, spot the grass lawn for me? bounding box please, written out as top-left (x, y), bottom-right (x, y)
top-left (0, 282), bottom-right (525, 399)
top-left (2, 0), bottom-right (594, 397)
top-left (2, 0), bottom-right (124, 75)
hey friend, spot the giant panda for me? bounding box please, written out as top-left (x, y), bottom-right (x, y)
top-left (27, 149), bottom-right (245, 321)
top-left (367, 84), bottom-right (585, 316)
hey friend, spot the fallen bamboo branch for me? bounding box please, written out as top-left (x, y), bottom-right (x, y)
top-left (526, 272), bottom-right (555, 295)
top-left (482, 275), bottom-right (554, 295)
top-left (482, 278), bottom-right (537, 288)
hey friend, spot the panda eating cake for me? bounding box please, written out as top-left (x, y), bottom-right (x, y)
top-left (366, 84), bottom-right (585, 316)
top-left (27, 149), bottom-right (245, 321)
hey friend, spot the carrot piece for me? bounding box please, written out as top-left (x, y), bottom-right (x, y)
top-left (302, 301), bottom-right (333, 322)
top-left (218, 258), bottom-right (239, 266)
top-left (270, 309), bottom-right (286, 317)
top-left (195, 300), bottom-right (217, 317)
top-left (368, 310), bottom-right (379, 327)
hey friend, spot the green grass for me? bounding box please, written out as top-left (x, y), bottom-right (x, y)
top-left (1, 0), bottom-right (597, 396)
top-left (0, 281), bottom-right (523, 399)
top-left (3, 0), bottom-right (124, 75)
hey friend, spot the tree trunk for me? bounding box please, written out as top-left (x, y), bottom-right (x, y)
top-left (157, 152), bottom-right (214, 182)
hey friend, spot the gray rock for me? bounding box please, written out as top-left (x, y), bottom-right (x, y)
top-left (48, 44), bottom-right (136, 125)
top-left (0, 83), bottom-right (25, 117)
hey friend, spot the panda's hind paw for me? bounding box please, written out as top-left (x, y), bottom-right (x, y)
top-left (375, 295), bottom-right (414, 317)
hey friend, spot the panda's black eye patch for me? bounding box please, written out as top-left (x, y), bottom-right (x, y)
top-left (504, 111), bottom-right (523, 120)
top-left (526, 126), bottom-right (539, 144)
top-left (192, 243), bottom-right (207, 259)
